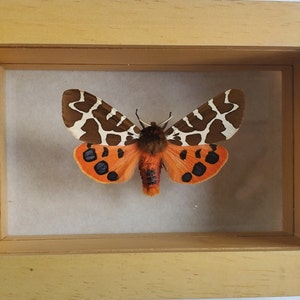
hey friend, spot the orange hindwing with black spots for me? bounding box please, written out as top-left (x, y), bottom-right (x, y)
top-left (62, 89), bottom-right (245, 196)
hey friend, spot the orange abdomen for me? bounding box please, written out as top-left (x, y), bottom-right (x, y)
top-left (139, 152), bottom-right (163, 196)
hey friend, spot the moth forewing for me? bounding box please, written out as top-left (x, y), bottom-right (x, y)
top-left (62, 89), bottom-right (140, 146)
top-left (165, 89), bottom-right (245, 146)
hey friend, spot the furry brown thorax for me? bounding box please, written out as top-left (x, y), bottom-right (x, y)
top-left (137, 122), bottom-right (168, 155)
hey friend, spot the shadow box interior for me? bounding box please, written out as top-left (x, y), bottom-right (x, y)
top-left (0, 46), bottom-right (299, 254)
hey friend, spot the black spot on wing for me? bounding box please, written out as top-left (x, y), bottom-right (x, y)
top-left (192, 162), bottom-right (206, 176)
top-left (107, 171), bottom-right (119, 181)
top-left (205, 151), bottom-right (219, 164)
top-left (210, 144), bottom-right (217, 151)
top-left (180, 150), bottom-right (187, 160)
top-left (182, 172), bottom-right (192, 182)
top-left (102, 147), bottom-right (109, 157)
top-left (94, 161), bottom-right (108, 175)
top-left (118, 148), bottom-right (124, 158)
top-left (83, 148), bottom-right (97, 162)
top-left (195, 149), bottom-right (201, 158)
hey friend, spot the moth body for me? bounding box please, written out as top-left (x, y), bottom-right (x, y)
top-left (135, 122), bottom-right (168, 196)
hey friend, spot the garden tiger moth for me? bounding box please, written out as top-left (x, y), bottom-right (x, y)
top-left (62, 89), bottom-right (245, 196)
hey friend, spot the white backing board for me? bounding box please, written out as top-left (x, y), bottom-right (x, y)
top-left (5, 70), bottom-right (282, 235)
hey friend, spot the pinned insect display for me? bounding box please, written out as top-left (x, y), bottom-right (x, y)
top-left (62, 89), bottom-right (245, 196)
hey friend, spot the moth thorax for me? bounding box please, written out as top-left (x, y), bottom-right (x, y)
top-left (137, 123), bottom-right (167, 155)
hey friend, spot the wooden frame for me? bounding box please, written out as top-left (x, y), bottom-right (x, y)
top-left (1, 1), bottom-right (300, 299)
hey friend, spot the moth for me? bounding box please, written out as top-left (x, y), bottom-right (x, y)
top-left (62, 89), bottom-right (245, 196)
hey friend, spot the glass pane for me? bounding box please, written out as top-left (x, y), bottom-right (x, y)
top-left (5, 70), bottom-right (282, 235)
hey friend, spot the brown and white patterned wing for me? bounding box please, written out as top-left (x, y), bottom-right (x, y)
top-left (62, 89), bottom-right (140, 146)
top-left (165, 89), bottom-right (245, 146)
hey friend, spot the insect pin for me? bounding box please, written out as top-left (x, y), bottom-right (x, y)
top-left (62, 89), bottom-right (245, 196)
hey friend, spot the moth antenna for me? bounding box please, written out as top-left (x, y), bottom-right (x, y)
top-left (159, 112), bottom-right (173, 129)
top-left (135, 109), bottom-right (151, 128)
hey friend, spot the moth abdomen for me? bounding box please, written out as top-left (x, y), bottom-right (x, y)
top-left (138, 152), bottom-right (163, 196)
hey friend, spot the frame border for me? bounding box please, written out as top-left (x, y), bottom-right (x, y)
top-left (1, 0), bottom-right (300, 298)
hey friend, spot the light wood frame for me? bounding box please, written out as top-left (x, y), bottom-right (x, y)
top-left (1, 1), bottom-right (300, 299)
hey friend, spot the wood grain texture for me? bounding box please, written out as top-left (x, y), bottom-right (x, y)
top-left (0, 0), bottom-right (300, 46)
top-left (0, 251), bottom-right (300, 299)
top-left (1, 233), bottom-right (300, 255)
top-left (0, 46), bottom-right (299, 72)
